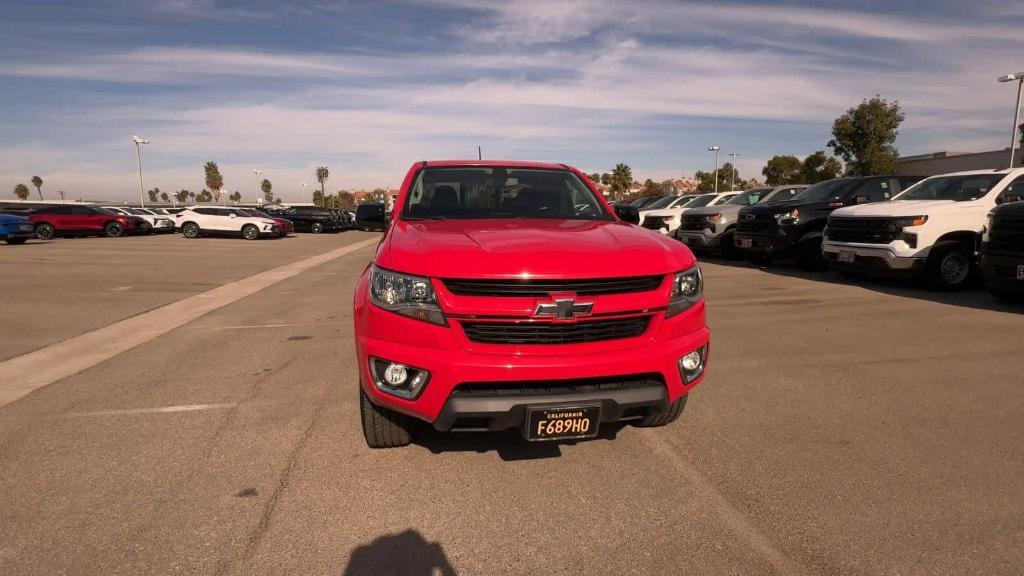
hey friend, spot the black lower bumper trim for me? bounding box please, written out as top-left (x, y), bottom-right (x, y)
top-left (433, 376), bottom-right (668, 432)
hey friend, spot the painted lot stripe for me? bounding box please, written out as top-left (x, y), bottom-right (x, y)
top-left (0, 237), bottom-right (378, 409)
top-left (70, 403), bottom-right (237, 417)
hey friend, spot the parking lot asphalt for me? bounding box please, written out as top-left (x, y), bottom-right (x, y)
top-left (1, 237), bottom-right (1022, 575)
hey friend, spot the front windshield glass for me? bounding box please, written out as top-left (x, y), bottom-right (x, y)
top-left (762, 188), bottom-right (800, 204)
top-left (793, 178), bottom-right (856, 202)
top-left (683, 194), bottom-right (717, 209)
top-left (402, 167), bottom-right (610, 220)
top-left (126, 208), bottom-right (149, 215)
top-left (643, 195), bottom-right (678, 210)
top-left (896, 174), bottom-right (1006, 202)
top-left (725, 188), bottom-right (772, 206)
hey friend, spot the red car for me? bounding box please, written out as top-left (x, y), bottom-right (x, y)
top-left (243, 209), bottom-right (293, 237)
top-left (29, 205), bottom-right (149, 239)
top-left (353, 161), bottom-right (710, 448)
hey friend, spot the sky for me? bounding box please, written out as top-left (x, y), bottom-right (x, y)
top-left (1, 0), bottom-right (1023, 202)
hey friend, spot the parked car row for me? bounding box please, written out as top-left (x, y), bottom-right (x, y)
top-left (636, 169), bottom-right (1024, 302)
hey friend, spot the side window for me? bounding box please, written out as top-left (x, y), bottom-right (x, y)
top-left (851, 179), bottom-right (890, 203)
top-left (70, 206), bottom-right (93, 215)
top-left (194, 207), bottom-right (215, 215)
top-left (1000, 175), bottom-right (1024, 202)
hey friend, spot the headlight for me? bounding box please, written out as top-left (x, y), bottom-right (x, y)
top-left (889, 215), bottom-right (928, 229)
top-left (775, 209), bottom-right (800, 221)
top-left (369, 265), bottom-right (446, 326)
top-left (705, 213), bottom-right (722, 223)
top-left (666, 266), bottom-right (702, 318)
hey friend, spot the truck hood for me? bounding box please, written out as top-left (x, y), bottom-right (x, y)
top-left (0, 213), bottom-right (29, 224)
top-left (685, 204), bottom-right (744, 218)
top-left (831, 199), bottom-right (967, 218)
top-left (643, 208), bottom-right (685, 218)
top-left (379, 218), bottom-right (696, 279)
top-left (743, 199), bottom-right (839, 216)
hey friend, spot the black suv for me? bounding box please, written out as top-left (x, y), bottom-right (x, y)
top-left (262, 206), bottom-right (344, 233)
top-left (980, 198), bottom-right (1024, 302)
top-left (734, 176), bottom-right (922, 268)
top-left (355, 202), bottom-right (388, 231)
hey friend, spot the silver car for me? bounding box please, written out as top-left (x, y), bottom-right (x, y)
top-left (673, 185), bottom-right (807, 256)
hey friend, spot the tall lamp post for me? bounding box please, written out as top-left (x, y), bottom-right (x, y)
top-left (708, 145), bottom-right (721, 193)
top-left (727, 152), bottom-right (741, 191)
top-left (133, 135), bottom-right (149, 207)
top-left (253, 169), bottom-right (262, 205)
top-left (301, 182), bottom-right (307, 204)
top-left (998, 72), bottom-right (1024, 168)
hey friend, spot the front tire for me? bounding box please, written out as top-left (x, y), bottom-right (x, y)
top-left (310, 222), bottom-right (324, 234)
top-left (634, 394), bottom-right (687, 427)
top-left (35, 223), bottom-right (55, 240)
top-left (181, 222), bottom-right (201, 239)
top-left (104, 221), bottom-right (124, 237)
top-left (926, 241), bottom-right (973, 291)
top-left (242, 224), bottom-right (259, 241)
top-left (360, 387), bottom-right (412, 448)
top-left (796, 234), bottom-right (825, 270)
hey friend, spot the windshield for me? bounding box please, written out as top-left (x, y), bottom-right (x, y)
top-left (725, 188), bottom-right (772, 206)
top-left (246, 209), bottom-right (271, 218)
top-left (793, 178), bottom-right (857, 202)
top-left (126, 208), bottom-right (149, 215)
top-left (94, 207), bottom-right (119, 215)
top-left (895, 174), bottom-right (1006, 202)
top-left (684, 194), bottom-right (718, 209)
top-left (762, 188), bottom-right (800, 204)
top-left (402, 167), bottom-right (610, 220)
top-left (712, 194), bottom-right (738, 205)
top-left (643, 195), bottom-right (678, 210)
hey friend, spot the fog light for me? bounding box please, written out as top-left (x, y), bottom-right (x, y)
top-left (678, 345), bottom-right (707, 384)
top-left (383, 363), bottom-right (408, 386)
top-left (369, 357), bottom-right (430, 399)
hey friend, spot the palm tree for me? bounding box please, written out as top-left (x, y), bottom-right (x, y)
top-left (31, 175), bottom-right (43, 200)
top-left (58, 190), bottom-right (67, 203)
top-left (204, 161), bottom-right (224, 203)
top-left (611, 163), bottom-right (633, 201)
top-left (13, 183), bottom-right (30, 200)
top-left (174, 190), bottom-right (190, 205)
top-left (160, 191), bottom-right (169, 203)
top-left (229, 191), bottom-right (242, 204)
top-left (315, 166), bottom-right (329, 196)
top-left (260, 179), bottom-right (273, 203)
top-left (188, 191), bottom-right (197, 202)
top-left (147, 188), bottom-right (159, 203)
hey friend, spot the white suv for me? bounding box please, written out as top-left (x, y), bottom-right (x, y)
top-left (641, 192), bottom-right (738, 234)
top-left (823, 168), bottom-right (1024, 289)
top-left (103, 206), bottom-right (175, 233)
top-left (175, 206), bottom-right (280, 240)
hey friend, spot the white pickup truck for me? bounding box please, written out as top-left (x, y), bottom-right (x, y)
top-left (823, 168), bottom-right (1024, 289)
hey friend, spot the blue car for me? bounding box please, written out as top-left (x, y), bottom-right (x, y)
top-left (0, 213), bottom-right (35, 244)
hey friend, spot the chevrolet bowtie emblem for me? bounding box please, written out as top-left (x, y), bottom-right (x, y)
top-left (535, 298), bottom-right (594, 320)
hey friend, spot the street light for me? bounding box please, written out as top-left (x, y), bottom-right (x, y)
top-left (133, 135), bottom-right (149, 207)
top-left (727, 152), bottom-right (741, 191)
top-left (301, 182), bottom-right (307, 204)
top-left (998, 72), bottom-right (1024, 168)
top-left (254, 169), bottom-right (262, 205)
top-left (708, 145), bottom-right (721, 194)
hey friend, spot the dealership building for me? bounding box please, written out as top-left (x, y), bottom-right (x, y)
top-left (896, 147), bottom-right (1023, 176)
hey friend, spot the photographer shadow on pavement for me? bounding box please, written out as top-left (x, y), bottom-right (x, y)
top-left (342, 529), bottom-right (456, 576)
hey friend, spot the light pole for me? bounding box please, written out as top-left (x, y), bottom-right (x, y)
top-left (727, 152), bottom-right (741, 191)
top-left (301, 182), bottom-right (307, 204)
top-left (254, 169), bottom-right (262, 205)
top-left (998, 72), bottom-right (1024, 168)
top-left (133, 135), bottom-right (149, 207)
top-left (708, 145), bottom-right (721, 193)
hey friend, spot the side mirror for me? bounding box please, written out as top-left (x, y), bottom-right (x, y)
top-left (614, 204), bottom-right (640, 224)
top-left (854, 195), bottom-right (870, 205)
top-left (229, 213), bottom-right (237, 218)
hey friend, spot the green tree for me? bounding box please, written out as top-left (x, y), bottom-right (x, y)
top-left (160, 191), bottom-right (169, 203)
top-left (260, 178), bottom-right (273, 203)
top-left (13, 183), bottom-right (30, 200)
top-left (761, 155), bottom-right (803, 185)
top-left (610, 163), bottom-right (633, 200)
top-left (640, 178), bottom-right (663, 197)
top-left (274, 197), bottom-right (282, 204)
top-left (203, 161), bottom-right (224, 202)
top-left (800, 151), bottom-right (843, 184)
top-left (337, 190), bottom-right (355, 210)
top-left (600, 172), bottom-right (612, 186)
top-left (196, 189), bottom-right (212, 203)
top-left (147, 188), bottom-right (159, 203)
top-left (188, 191), bottom-right (197, 202)
top-left (695, 162), bottom-right (741, 192)
top-left (587, 172), bottom-right (601, 183)
top-left (315, 166), bottom-right (329, 196)
top-left (229, 191), bottom-right (242, 203)
top-left (31, 175), bottom-right (43, 200)
top-left (828, 96), bottom-right (904, 176)
top-left (312, 190), bottom-right (325, 207)
top-left (174, 190), bottom-right (190, 204)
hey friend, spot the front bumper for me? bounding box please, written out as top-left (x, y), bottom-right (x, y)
top-left (822, 242), bottom-right (924, 275)
top-left (980, 252), bottom-right (1024, 294)
top-left (354, 279), bottom-right (710, 426)
top-left (676, 230), bottom-right (722, 251)
top-left (733, 224), bottom-right (798, 255)
top-left (0, 225), bottom-right (35, 240)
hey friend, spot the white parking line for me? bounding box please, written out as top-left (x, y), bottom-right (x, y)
top-left (70, 403), bottom-right (236, 417)
top-left (214, 324), bottom-right (308, 330)
top-left (0, 237), bottom-right (379, 409)
top-left (107, 286), bottom-right (133, 292)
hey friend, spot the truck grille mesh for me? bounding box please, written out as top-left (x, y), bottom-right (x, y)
top-left (443, 276), bottom-right (662, 297)
top-left (827, 217), bottom-right (900, 244)
top-left (461, 317), bottom-right (650, 345)
top-left (988, 216), bottom-right (1024, 252)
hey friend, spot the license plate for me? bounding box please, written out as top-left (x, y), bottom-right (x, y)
top-left (1018, 265), bottom-right (1024, 281)
top-left (526, 405), bottom-right (600, 441)
top-left (838, 250), bottom-right (856, 263)
top-left (738, 238), bottom-right (752, 248)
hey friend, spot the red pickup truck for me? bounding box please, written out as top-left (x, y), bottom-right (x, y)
top-left (353, 161), bottom-right (710, 448)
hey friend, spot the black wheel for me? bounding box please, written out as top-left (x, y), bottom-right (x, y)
top-left (719, 231), bottom-right (738, 259)
top-left (104, 221), bottom-right (124, 237)
top-left (242, 224), bottom-right (259, 241)
top-left (310, 222), bottom-right (324, 234)
top-left (634, 394), bottom-right (687, 427)
top-left (360, 386), bottom-right (412, 448)
top-left (796, 235), bottom-right (825, 270)
top-left (35, 223), bottom-right (55, 240)
top-left (926, 241), bottom-right (973, 291)
top-left (5, 237), bottom-right (28, 245)
top-left (181, 222), bottom-right (201, 239)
